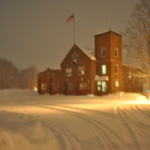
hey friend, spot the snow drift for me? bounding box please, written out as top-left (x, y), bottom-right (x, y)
top-left (0, 90), bottom-right (149, 150)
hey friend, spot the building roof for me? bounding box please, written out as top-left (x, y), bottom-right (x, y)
top-left (61, 44), bottom-right (96, 66)
top-left (94, 30), bottom-right (122, 37)
top-left (38, 68), bottom-right (61, 76)
top-left (77, 44), bottom-right (96, 60)
top-left (122, 64), bottom-right (141, 70)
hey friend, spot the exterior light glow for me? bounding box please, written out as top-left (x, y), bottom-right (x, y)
top-left (34, 87), bottom-right (37, 91)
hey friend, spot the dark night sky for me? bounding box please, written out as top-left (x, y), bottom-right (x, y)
top-left (0, 0), bottom-right (140, 71)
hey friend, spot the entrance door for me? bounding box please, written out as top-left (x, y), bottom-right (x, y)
top-left (101, 81), bottom-right (107, 92)
top-left (64, 82), bottom-right (74, 95)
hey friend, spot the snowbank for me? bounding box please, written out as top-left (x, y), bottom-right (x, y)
top-left (0, 90), bottom-right (149, 150)
top-left (0, 89), bottom-right (147, 101)
top-left (0, 89), bottom-right (37, 98)
top-left (0, 111), bottom-right (59, 150)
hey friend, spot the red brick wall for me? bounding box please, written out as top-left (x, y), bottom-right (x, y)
top-left (37, 68), bottom-right (61, 94)
top-left (60, 45), bottom-right (96, 95)
top-left (95, 31), bottom-right (124, 94)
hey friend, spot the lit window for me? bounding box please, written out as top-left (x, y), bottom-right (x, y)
top-left (102, 81), bottom-right (106, 92)
top-left (97, 86), bottom-right (101, 91)
top-left (66, 67), bottom-right (72, 77)
top-left (115, 64), bottom-right (119, 74)
top-left (78, 66), bottom-right (85, 76)
top-left (115, 80), bottom-right (119, 87)
top-left (115, 48), bottom-right (118, 57)
top-left (102, 65), bottom-right (107, 74)
top-left (97, 81), bottom-right (101, 91)
top-left (79, 82), bottom-right (88, 90)
top-left (101, 47), bottom-right (106, 57)
top-left (97, 81), bottom-right (101, 86)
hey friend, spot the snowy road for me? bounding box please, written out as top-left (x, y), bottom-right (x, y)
top-left (0, 90), bottom-right (150, 150)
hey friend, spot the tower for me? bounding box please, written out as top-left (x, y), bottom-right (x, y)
top-left (95, 31), bottom-right (123, 95)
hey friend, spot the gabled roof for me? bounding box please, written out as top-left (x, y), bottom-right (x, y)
top-left (77, 44), bottom-right (96, 60)
top-left (60, 44), bottom-right (96, 65)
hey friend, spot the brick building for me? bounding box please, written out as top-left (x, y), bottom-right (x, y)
top-left (37, 68), bottom-right (61, 94)
top-left (60, 44), bottom-right (96, 95)
top-left (37, 30), bottom-right (143, 95)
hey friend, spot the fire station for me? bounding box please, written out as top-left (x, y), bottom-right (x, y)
top-left (37, 30), bottom-right (143, 95)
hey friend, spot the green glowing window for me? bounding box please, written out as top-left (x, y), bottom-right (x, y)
top-left (115, 80), bottom-right (119, 87)
top-left (102, 65), bottom-right (107, 74)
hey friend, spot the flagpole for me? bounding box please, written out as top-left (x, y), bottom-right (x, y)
top-left (73, 13), bottom-right (76, 45)
top-left (66, 14), bottom-right (76, 45)
top-left (66, 14), bottom-right (76, 60)
top-left (73, 13), bottom-right (76, 57)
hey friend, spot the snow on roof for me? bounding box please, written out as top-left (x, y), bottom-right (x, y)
top-left (82, 49), bottom-right (96, 60)
top-left (122, 64), bottom-right (141, 70)
top-left (94, 29), bottom-right (121, 36)
top-left (77, 44), bottom-right (96, 60)
top-left (95, 29), bottom-right (110, 35)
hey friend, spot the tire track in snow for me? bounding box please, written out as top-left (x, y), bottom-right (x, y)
top-left (33, 104), bottom-right (127, 150)
top-left (114, 103), bottom-right (148, 150)
top-left (40, 120), bottom-right (81, 150)
top-left (1, 100), bottom-right (148, 150)
top-left (50, 104), bottom-right (126, 144)
top-left (33, 104), bottom-right (109, 150)
top-left (0, 102), bottom-right (80, 150)
top-left (135, 105), bottom-right (150, 118)
top-left (117, 104), bottom-right (150, 128)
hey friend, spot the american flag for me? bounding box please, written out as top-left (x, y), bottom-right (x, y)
top-left (66, 14), bottom-right (74, 23)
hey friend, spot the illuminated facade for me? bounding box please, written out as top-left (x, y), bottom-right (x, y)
top-left (37, 30), bottom-right (143, 95)
top-left (94, 31), bottom-right (123, 95)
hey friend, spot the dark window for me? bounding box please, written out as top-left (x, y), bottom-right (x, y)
top-left (101, 47), bottom-right (106, 57)
top-left (41, 83), bottom-right (47, 90)
top-left (115, 64), bottom-right (119, 74)
top-left (115, 48), bottom-right (118, 57)
top-left (67, 82), bottom-right (73, 90)
top-left (79, 82), bottom-right (88, 90)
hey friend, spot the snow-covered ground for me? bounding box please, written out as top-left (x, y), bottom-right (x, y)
top-left (0, 89), bottom-right (150, 150)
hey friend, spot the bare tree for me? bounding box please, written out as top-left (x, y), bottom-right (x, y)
top-left (18, 65), bottom-right (38, 90)
top-left (0, 58), bottom-right (38, 90)
top-left (123, 0), bottom-right (150, 90)
top-left (0, 58), bottom-right (18, 89)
